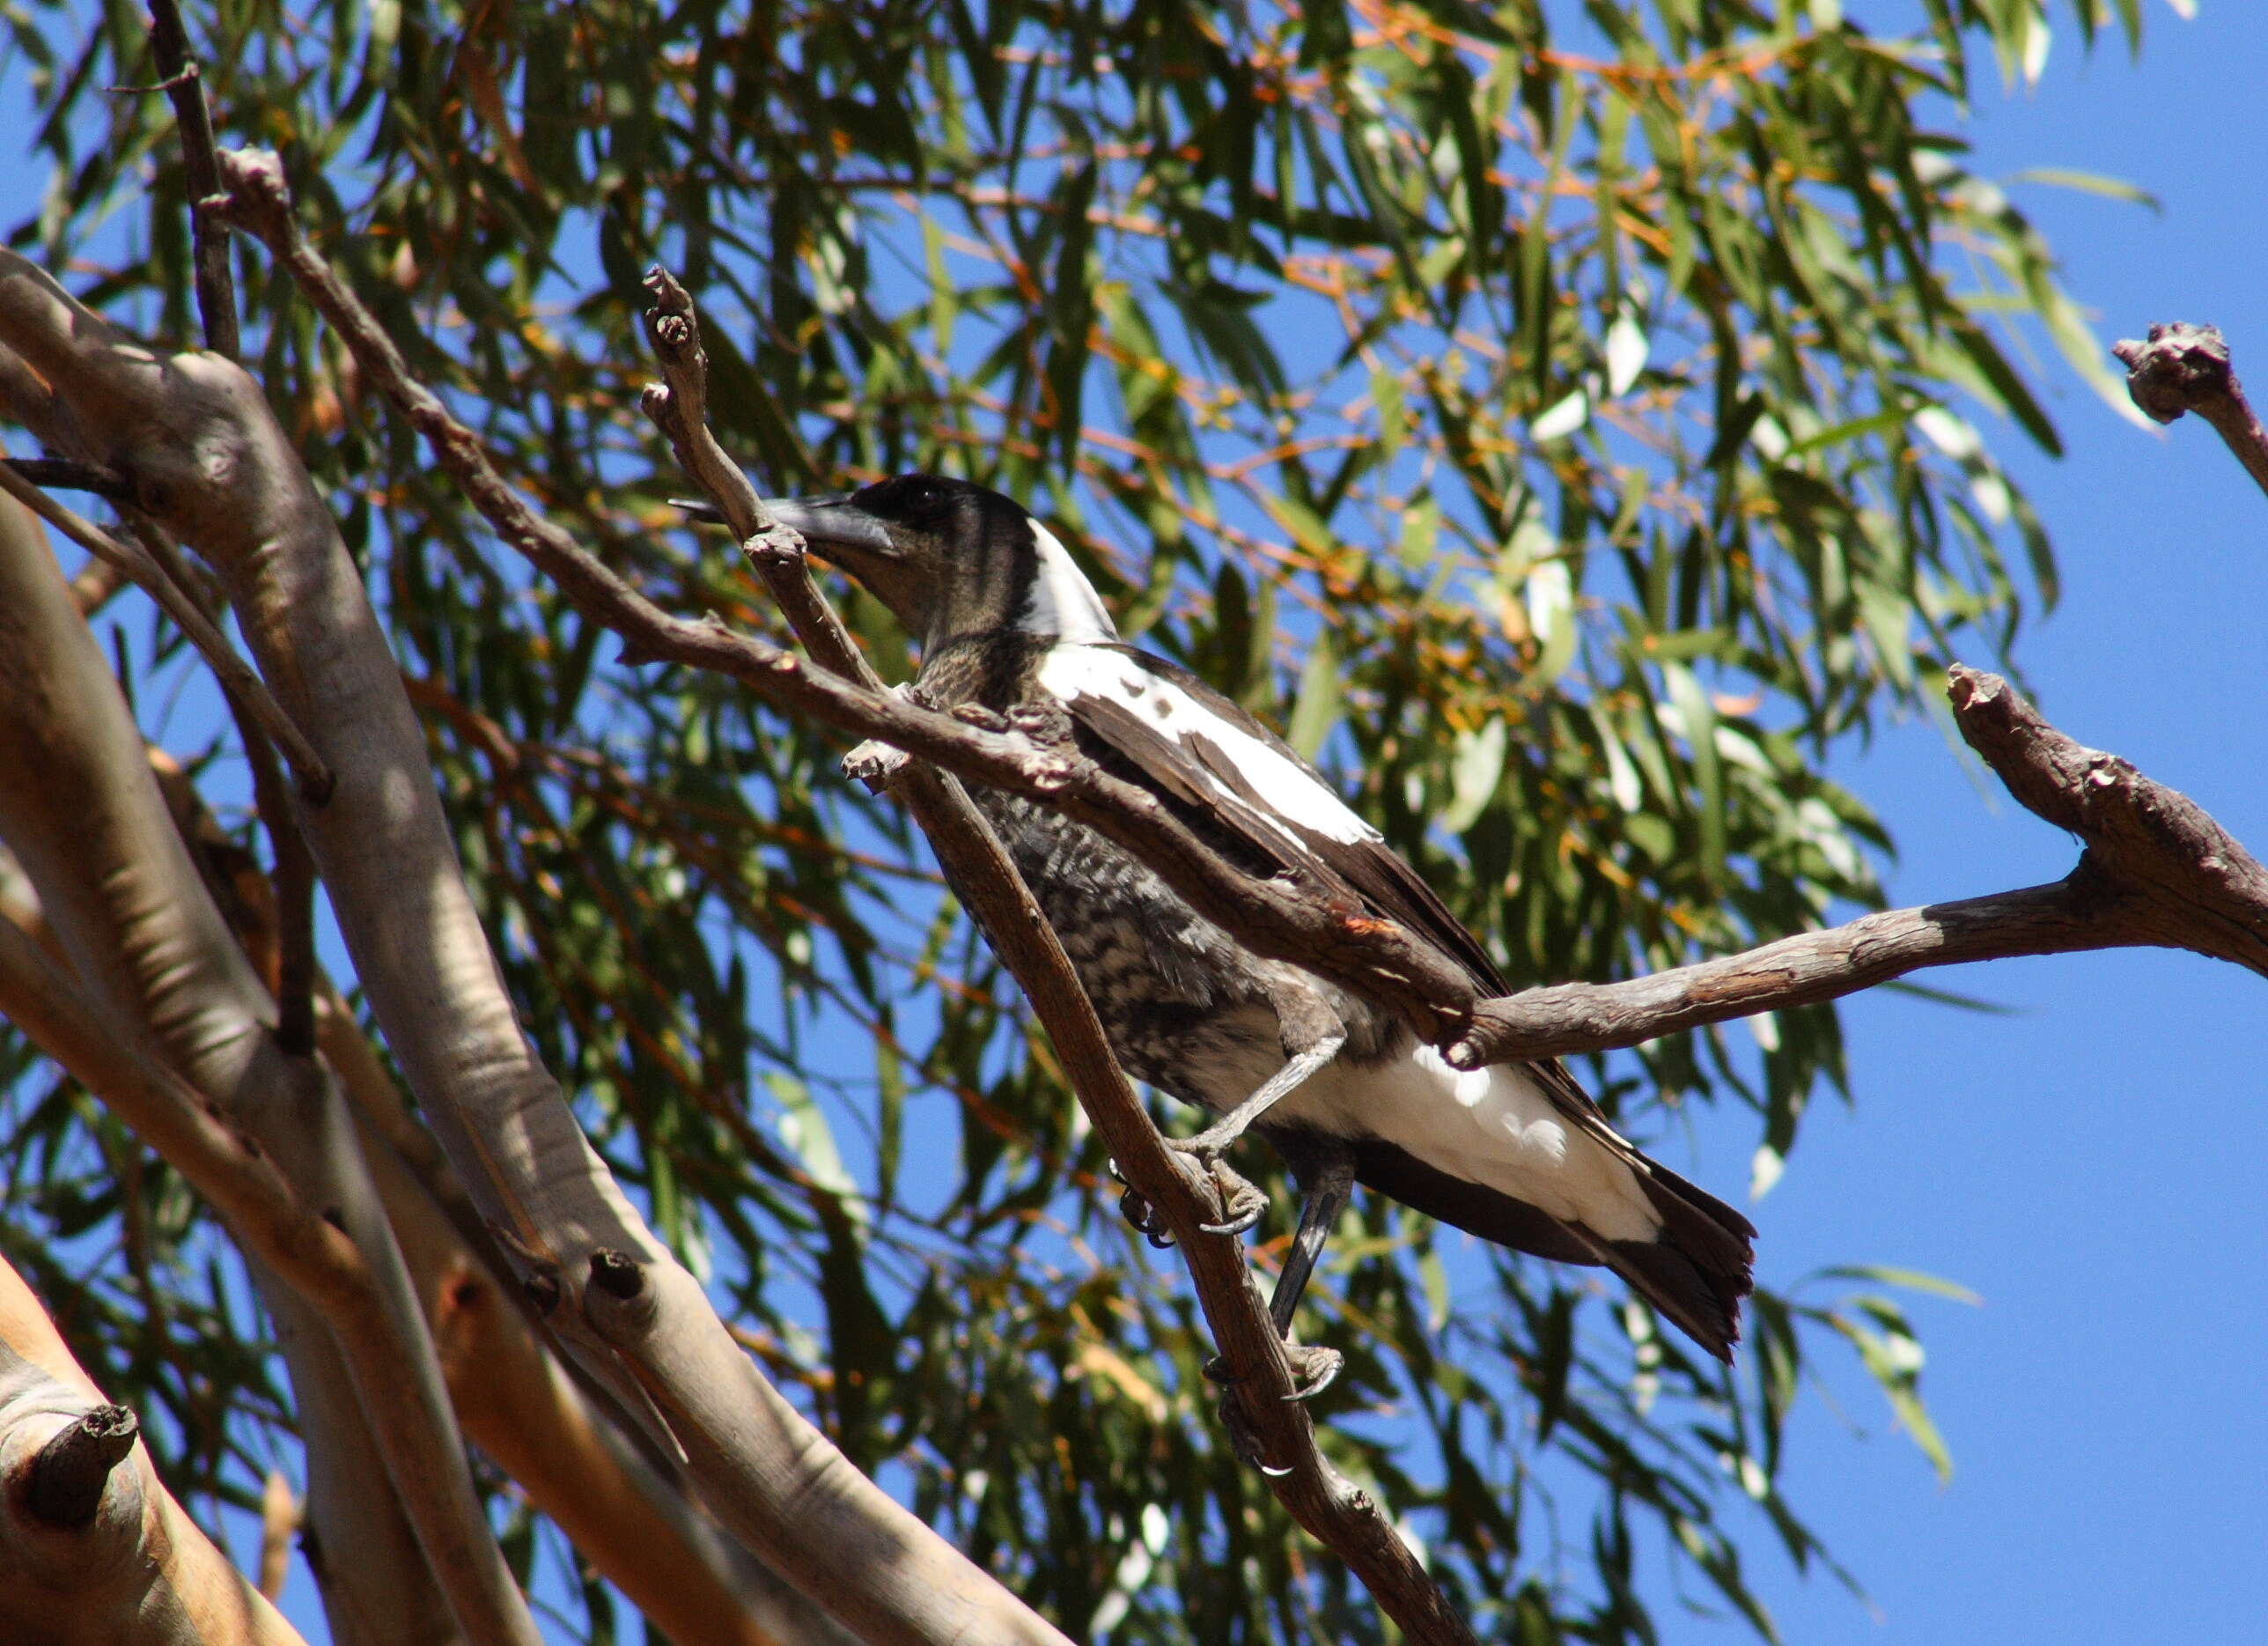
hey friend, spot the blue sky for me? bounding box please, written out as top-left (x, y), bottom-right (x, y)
top-left (1673, 6), bottom-right (2268, 1639)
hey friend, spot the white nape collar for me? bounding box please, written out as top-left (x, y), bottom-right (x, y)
top-left (1018, 520), bottom-right (1118, 643)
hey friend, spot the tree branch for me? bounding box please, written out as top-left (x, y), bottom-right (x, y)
top-left (142, 0), bottom-right (239, 360)
top-left (1449, 667), bottom-right (2268, 1065)
top-left (0, 495), bottom-right (541, 1646)
top-left (2113, 322), bottom-right (2268, 504)
top-left (0, 455), bottom-right (334, 803)
top-left (3, 151), bottom-right (1086, 1646)
top-left (138, 732), bottom-right (859, 1646)
top-left (638, 269), bottom-right (1479, 1644)
top-left (202, 151), bottom-right (1482, 1043)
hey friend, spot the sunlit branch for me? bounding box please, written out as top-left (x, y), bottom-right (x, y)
top-left (2114, 321), bottom-right (2268, 505)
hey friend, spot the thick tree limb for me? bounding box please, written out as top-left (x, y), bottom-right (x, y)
top-left (0, 1251), bottom-right (306, 1644)
top-left (0, 455), bottom-right (334, 801)
top-left (639, 269), bottom-right (1478, 1644)
top-left (137, 747), bottom-right (860, 1646)
top-left (2113, 322), bottom-right (2268, 504)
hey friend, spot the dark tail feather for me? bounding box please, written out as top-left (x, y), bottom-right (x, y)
top-left (1336, 1134), bottom-right (1756, 1360)
top-left (1593, 1163), bottom-right (1756, 1362)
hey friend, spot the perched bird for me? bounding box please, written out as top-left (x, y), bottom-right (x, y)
top-left (716, 474), bottom-right (1755, 1372)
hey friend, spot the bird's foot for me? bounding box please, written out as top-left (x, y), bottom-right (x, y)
top-left (1281, 1342), bottom-right (1343, 1403)
top-left (1202, 1344), bottom-right (1339, 1472)
top-left (1213, 1389), bottom-right (1294, 1476)
top-left (1161, 1143), bottom-right (1266, 1237)
top-left (842, 687), bottom-right (927, 792)
top-left (1204, 1337), bottom-right (1340, 1404)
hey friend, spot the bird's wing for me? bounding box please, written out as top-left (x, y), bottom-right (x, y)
top-left (1036, 642), bottom-right (1511, 996)
top-left (1036, 643), bottom-right (1670, 1148)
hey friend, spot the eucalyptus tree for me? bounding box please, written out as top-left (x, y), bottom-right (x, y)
top-left (0, 2), bottom-right (2203, 1642)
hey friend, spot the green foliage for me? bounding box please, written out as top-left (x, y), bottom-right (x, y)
top-left (0, 0), bottom-right (2149, 1638)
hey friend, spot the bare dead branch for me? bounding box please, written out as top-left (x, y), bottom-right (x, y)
top-left (203, 152), bottom-right (1482, 1042)
top-left (206, 159), bottom-right (2268, 1096)
top-left (0, 459), bottom-right (335, 803)
top-left (1448, 666), bottom-right (2268, 1065)
top-left (2113, 322), bottom-right (2268, 503)
top-left (143, 0), bottom-right (239, 359)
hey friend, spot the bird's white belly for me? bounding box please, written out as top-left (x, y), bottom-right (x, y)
top-left (1185, 1034), bottom-right (1660, 1244)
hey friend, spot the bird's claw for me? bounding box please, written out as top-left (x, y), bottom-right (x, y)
top-left (1282, 1343), bottom-right (1343, 1404)
top-left (1215, 1391), bottom-right (1294, 1476)
top-left (1198, 1176), bottom-right (1266, 1237)
top-left (1110, 1164), bottom-right (1177, 1249)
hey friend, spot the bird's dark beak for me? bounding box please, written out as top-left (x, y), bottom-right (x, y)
top-left (760, 494), bottom-right (926, 630)
top-left (676, 491), bottom-right (924, 629)
top-left (757, 495), bottom-right (899, 564)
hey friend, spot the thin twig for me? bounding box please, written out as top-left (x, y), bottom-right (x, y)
top-left (0, 457), bottom-right (335, 804)
top-left (2113, 322), bottom-right (2268, 504)
top-left (144, 0), bottom-right (239, 359)
top-left (4, 455), bottom-right (130, 504)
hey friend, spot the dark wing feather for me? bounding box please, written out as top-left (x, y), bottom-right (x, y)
top-left (1067, 646), bottom-right (1512, 992)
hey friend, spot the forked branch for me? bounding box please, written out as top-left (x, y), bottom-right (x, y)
top-left (1450, 667), bottom-right (2268, 1065)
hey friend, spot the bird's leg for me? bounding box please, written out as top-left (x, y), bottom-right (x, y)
top-left (1267, 1143), bottom-right (1354, 1400)
top-left (1170, 981), bottom-right (1346, 1162)
top-left (1202, 1138), bottom-right (1356, 1409)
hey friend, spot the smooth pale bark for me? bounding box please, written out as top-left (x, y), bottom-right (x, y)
top-left (0, 1253), bottom-right (306, 1646)
top-left (0, 213), bottom-right (1069, 1646)
top-left (0, 492), bottom-right (528, 1646)
top-left (351, 1107), bottom-right (859, 1646)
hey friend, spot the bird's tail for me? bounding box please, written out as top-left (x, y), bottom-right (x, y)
top-left (1581, 1163), bottom-right (1755, 1362)
top-left (1346, 1139), bottom-right (1755, 1360)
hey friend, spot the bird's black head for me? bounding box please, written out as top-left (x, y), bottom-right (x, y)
top-left (761, 474), bottom-right (1114, 649)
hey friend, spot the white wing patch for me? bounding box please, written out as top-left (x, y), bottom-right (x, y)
top-left (1036, 644), bottom-right (1378, 845)
top-left (1019, 521), bottom-right (1118, 644)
